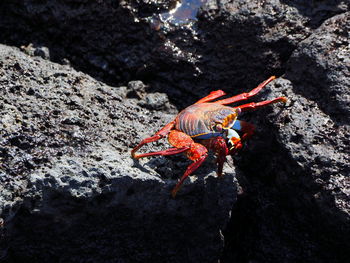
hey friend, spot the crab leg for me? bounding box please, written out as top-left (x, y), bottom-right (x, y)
top-left (237, 97), bottom-right (287, 112)
top-left (168, 130), bottom-right (209, 197)
top-left (171, 155), bottom-right (207, 197)
top-left (201, 137), bottom-right (229, 177)
top-left (132, 147), bottom-right (189, 159)
top-left (195, 90), bottom-right (227, 104)
top-left (131, 120), bottom-right (176, 158)
top-left (214, 76), bottom-right (276, 105)
top-left (212, 137), bottom-right (229, 176)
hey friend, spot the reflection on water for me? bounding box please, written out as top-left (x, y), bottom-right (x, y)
top-left (159, 0), bottom-right (207, 26)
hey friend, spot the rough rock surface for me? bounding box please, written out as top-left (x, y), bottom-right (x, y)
top-left (0, 0), bottom-right (349, 262)
top-left (222, 11), bottom-right (350, 263)
top-left (0, 45), bottom-right (236, 262)
top-left (1, 0), bottom-right (348, 107)
top-left (193, 0), bottom-right (349, 96)
top-left (283, 13), bottom-right (350, 217)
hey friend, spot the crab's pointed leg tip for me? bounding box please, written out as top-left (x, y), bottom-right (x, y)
top-left (271, 75), bottom-right (276, 80)
top-left (131, 153), bottom-right (139, 159)
top-left (281, 97), bottom-right (288, 103)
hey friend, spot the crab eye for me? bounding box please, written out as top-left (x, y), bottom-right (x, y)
top-left (214, 123), bottom-right (223, 132)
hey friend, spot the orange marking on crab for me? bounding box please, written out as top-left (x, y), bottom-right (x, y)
top-left (222, 111), bottom-right (240, 128)
top-left (131, 76), bottom-right (287, 197)
top-left (186, 143), bottom-right (208, 161)
top-left (168, 130), bottom-right (193, 148)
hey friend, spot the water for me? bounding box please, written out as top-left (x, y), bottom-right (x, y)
top-left (160, 0), bottom-right (207, 26)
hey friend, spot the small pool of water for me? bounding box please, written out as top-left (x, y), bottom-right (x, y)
top-left (160, 0), bottom-right (207, 26)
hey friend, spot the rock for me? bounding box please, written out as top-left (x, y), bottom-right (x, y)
top-left (222, 12), bottom-right (350, 263)
top-left (2, 0), bottom-right (347, 107)
top-left (0, 44), bottom-right (237, 262)
top-left (194, 0), bottom-right (349, 97)
top-left (138, 92), bottom-right (171, 110)
top-left (0, 0), bottom-right (163, 84)
top-left (20, 43), bottom-right (50, 59)
top-left (33, 45), bottom-right (50, 60)
top-left (127, 0), bottom-right (179, 17)
top-left (285, 12), bottom-right (350, 123)
top-left (127, 80), bottom-right (147, 99)
top-left (276, 12), bottom-right (350, 221)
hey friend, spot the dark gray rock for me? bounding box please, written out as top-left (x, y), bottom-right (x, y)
top-left (0, 0), bottom-right (163, 85)
top-left (286, 12), bottom-right (350, 123)
top-left (221, 12), bottom-right (349, 263)
top-left (193, 0), bottom-right (349, 97)
top-left (275, 12), bottom-right (350, 221)
top-left (0, 44), bottom-right (237, 262)
top-left (20, 43), bottom-right (50, 60)
top-left (1, 0), bottom-right (347, 108)
top-left (269, 77), bottom-right (349, 217)
top-left (127, 0), bottom-right (179, 17)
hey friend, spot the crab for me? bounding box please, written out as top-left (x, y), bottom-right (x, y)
top-left (131, 76), bottom-right (287, 197)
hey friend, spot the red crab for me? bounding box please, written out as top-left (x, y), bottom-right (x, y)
top-left (131, 76), bottom-right (287, 197)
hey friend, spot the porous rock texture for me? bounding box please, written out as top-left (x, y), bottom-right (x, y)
top-left (222, 11), bottom-right (350, 263)
top-left (1, 0), bottom-right (347, 107)
top-left (0, 0), bottom-right (349, 262)
top-left (0, 45), bottom-right (236, 262)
